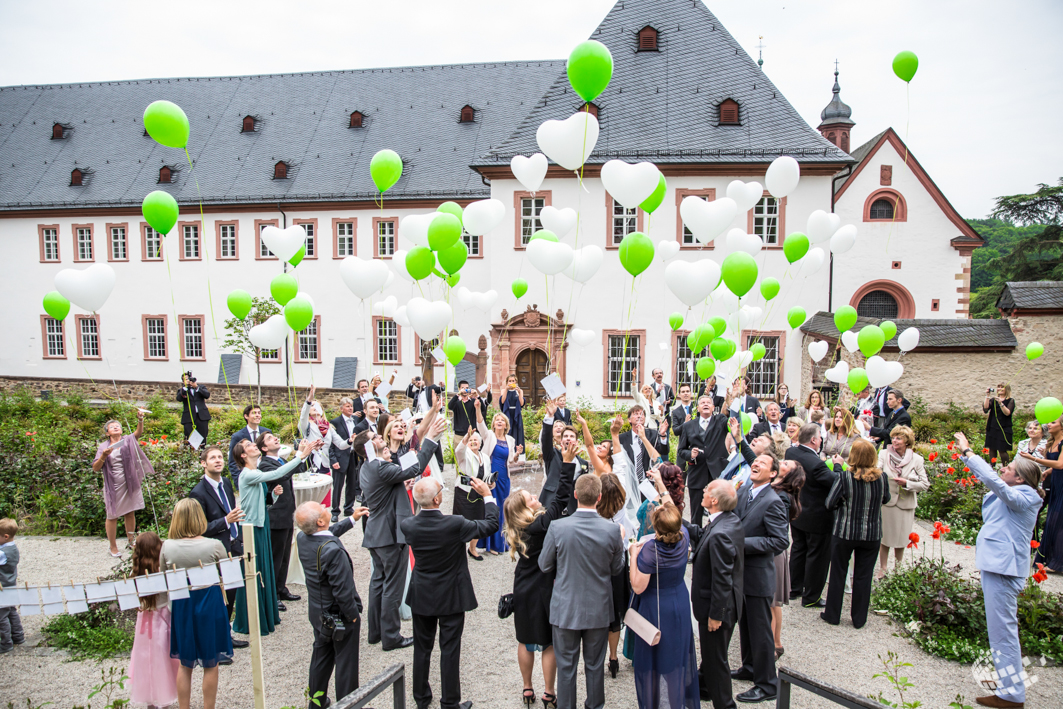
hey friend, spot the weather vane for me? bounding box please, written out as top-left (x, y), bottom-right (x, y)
top-left (757, 36), bottom-right (766, 68)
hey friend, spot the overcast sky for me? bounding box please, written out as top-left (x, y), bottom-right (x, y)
top-left (2, 0), bottom-right (1059, 218)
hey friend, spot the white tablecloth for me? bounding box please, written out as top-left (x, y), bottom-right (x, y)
top-left (287, 473), bottom-right (333, 586)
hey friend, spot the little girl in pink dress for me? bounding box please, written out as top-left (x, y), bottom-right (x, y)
top-left (127, 532), bottom-right (179, 708)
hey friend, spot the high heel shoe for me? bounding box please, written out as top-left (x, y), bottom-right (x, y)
top-left (541, 693), bottom-right (556, 709)
top-left (609, 658), bottom-right (619, 678)
top-left (467, 549), bottom-right (483, 561)
top-left (522, 688), bottom-right (536, 707)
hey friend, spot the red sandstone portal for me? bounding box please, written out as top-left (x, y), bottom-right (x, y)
top-left (490, 305), bottom-right (569, 407)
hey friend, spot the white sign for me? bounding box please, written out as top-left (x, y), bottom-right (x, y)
top-left (540, 374), bottom-right (566, 400)
top-left (399, 450), bottom-right (419, 470)
top-left (219, 558), bottom-right (244, 589)
top-left (188, 429), bottom-right (204, 450)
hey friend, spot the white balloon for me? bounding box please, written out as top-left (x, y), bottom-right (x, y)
top-left (830, 224), bottom-right (858, 255)
top-left (866, 356), bottom-right (905, 388)
top-left (665, 259), bottom-right (722, 307)
top-left (372, 295), bottom-right (398, 317)
top-left (841, 330), bottom-right (859, 353)
top-left (726, 180), bottom-right (764, 213)
top-left (564, 245), bottom-right (603, 284)
top-left (735, 350), bottom-right (754, 369)
top-left (462, 199), bottom-right (505, 236)
top-left (807, 341), bottom-right (829, 362)
top-left (657, 240), bottom-right (680, 262)
top-left (294, 291), bottom-right (316, 312)
top-left (569, 328), bottom-right (596, 347)
top-left (536, 112), bottom-right (599, 171)
top-left (383, 271), bottom-right (395, 290)
top-left (54, 263), bottom-right (116, 312)
top-left (406, 298), bottom-right (452, 341)
top-left (394, 306), bottom-right (410, 328)
top-left (898, 327), bottom-right (920, 352)
top-left (796, 247), bottom-right (826, 277)
top-left (601, 160), bottom-right (660, 209)
top-left (807, 210), bottom-right (842, 245)
top-left (725, 228), bottom-right (762, 256)
top-left (399, 212), bottom-right (439, 248)
top-left (456, 288), bottom-right (497, 312)
top-left (539, 206), bottom-right (577, 238)
top-left (339, 256), bottom-right (390, 300)
top-left (528, 238), bottom-right (574, 276)
top-left (510, 153), bottom-right (548, 193)
top-left (248, 314), bottom-right (289, 350)
top-left (711, 281), bottom-right (740, 314)
top-left (260, 225), bottom-right (306, 262)
top-left (824, 360), bottom-right (850, 384)
top-left (391, 250), bottom-right (413, 282)
top-left (765, 155), bottom-right (800, 198)
top-left (680, 196), bottom-right (738, 244)
top-left (736, 305), bottom-right (763, 329)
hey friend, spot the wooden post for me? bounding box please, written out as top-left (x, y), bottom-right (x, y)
top-left (242, 523), bottom-right (266, 709)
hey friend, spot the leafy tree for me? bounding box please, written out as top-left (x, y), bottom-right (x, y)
top-left (222, 296), bottom-right (281, 404)
top-left (966, 218), bottom-right (1045, 290)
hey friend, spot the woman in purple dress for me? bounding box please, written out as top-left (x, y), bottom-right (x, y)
top-left (92, 410), bottom-right (153, 557)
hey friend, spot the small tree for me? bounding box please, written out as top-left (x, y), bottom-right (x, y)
top-left (222, 296), bottom-right (281, 405)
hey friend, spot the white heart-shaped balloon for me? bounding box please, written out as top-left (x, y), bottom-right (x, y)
top-left (808, 341), bottom-right (829, 362)
top-left (601, 160), bottom-right (660, 209)
top-left (391, 250), bottom-right (413, 282)
top-left (539, 206), bottom-right (577, 238)
top-left (564, 245), bottom-right (603, 284)
top-left (824, 360), bottom-right (850, 384)
top-left (569, 328), bottom-right (596, 348)
top-left (260, 225), bottom-right (306, 262)
top-left (394, 306), bottom-right (410, 328)
top-left (830, 224), bottom-right (858, 255)
top-left (399, 212), bottom-right (440, 248)
top-left (657, 240), bottom-right (680, 262)
top-left (475, 290), bottom-right (498, 312)
top-left (455, 286), bottom-right (473, 309)
top-left (248, 314), bottom-right (289, 350)
top-left (372, 295), bottom-right (398, 317)
top-left (510, 153), bottom-right (548, 193)
top-left (735, 350), bottom-right (754, 369)
top-left (528, 238), bottom-right (574, 276)
top-left (898, 327), bottom-right (920, 352)
top-left (295, 291), bottom-right (316, 312)
top-left (765, 155), bottom-right (800, 198)
top-left (54, 264), bottom-right (116, 312)
top-left (806, 210), bottom-right (842, 244)
top-left (536, 112), bottom-right (599, 171)
top-left (665, 259), bottom-right (722, 307)
top-left (711, 281), bottom-right (741, 314)
top-left (406, 297), bottom-right (452, 341)
top-left (463, 199), bottom-right (505, 236)
top-left (680, 196), bottom-right (737, 244)
top-left (726, 180), bottom-right (764, 214)
top-left (736, 305), bottom-right (763, 329)
top-left (725, 228), bottom-right (762, 256)
top-left (339, 256), bottom-right (390, 300)
top-left (841, 330), bottom-right (859, 353)
top-left (797, 247), bottom-right (826, 277)
top-left (866, 356), bottom-right (905, 388)
top-left (383, 271), bottom-right (395, 290)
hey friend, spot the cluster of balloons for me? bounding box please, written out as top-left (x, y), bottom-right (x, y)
top-left (809, 306), bottom-right (920, 393)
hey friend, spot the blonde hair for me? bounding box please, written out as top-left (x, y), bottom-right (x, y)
top-left (848, 439), bottom-right (883, 482)
top-left (383, 419), bottom-right (406, 447)
top-left (828, 407), bottom-right (855, 437)
top-left (996, 382), bottom-right (1012, 397)
top-left (503, 490), bottom-right (542, 560)
top-left (492, 413), bottom-right (510, 434)
top-left (889, 425), bottom-right (916, 449)
top-left (169, 498), bottom-right (208, 539)
top-left (0, 518), bottom-right (17, 538)
top-left (769, 432), bottom-right (790, 459)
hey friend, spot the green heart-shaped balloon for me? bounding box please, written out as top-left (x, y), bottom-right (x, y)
top-left (445, 273), bottom-right (461, 288)
top-left (284, 296), bottom-right (314, 331)
top-left (892, 50), bottom-right (919, 83)
top-left (270, 273), bottom-right (299, 306)
top-left (142, 190), bottom-right (179, 235)
top-left (43, 291), bottom-right (70, 321)
top-left (880, 320), bottom-right (897, 341)
top-left (857, 325), bottom-right (886, 357)
top-left (750, 342), bottom-right (766, 362)
top-left (710, 337), bottom-right (735, 361)
top-left (143, 100), bottom-right (190, 149)
top-left (668, 312), bottom-right (684, 332)
top-left (847, 368), bottom-right (870, 394)
top-left (428, 213), bottom-right (462, 251)
top-left (834, 305), bottom-right (858, 333)
top-left (618, 232), bottom-right (654, 277)
top-left (640, 174), bottom-right (667, 214)
top-left (1036, 396), bottom-right (1063, 424)
top-left (438, 201), bottom-right (463, 226)
top-left (760, 277), bottom-right (780, 301)
top-left (370, 149), bottom-right (403, 193)
top-left (696, 357), bottom-right (715, 380)
top-left (443, 336), bottom-right (467, 365)
top-left (782, 232), bottom-right (809, 264)
top-left (708, 317), bottom-right (727, 339)
top-left (529, 229), bottom-right (558, 242)
top-left (405, 246), bottom-right (435, 280)
top-left (438, 241), bottom-right (468, 275)
top-left (226, 289), bottom-right (253, 320)
top-left (288, 244), bottom-right (306, 268)
top-left (567, 40), bottom-right (613, 102)
top-left (740, 412), bottom-right (752, 436)
top-left (1026, 342), bottom-right (1045, 361)
top-left (512, 278), bottom-right (528, 299)
top-left (687, 323), bottom-right (715, 355)
top-left (787, 306), bottom-right (807, 329)
top-left (721, 252), bottom-right (758, 297)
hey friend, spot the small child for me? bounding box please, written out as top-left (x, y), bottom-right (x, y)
top-left (127, 532), bottom-right (179, 708)
top-left (809, 409), bottom-right (829, 444)
top-left (0, 518), bottom-right (24, 654)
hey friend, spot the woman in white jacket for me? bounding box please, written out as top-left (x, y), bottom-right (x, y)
top-left (455, 408), bottom-right (496, 560)
top-left (297, 386), bottom-right (351, 474)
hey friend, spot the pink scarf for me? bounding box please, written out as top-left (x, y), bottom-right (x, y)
top-left (316, 418), bottom-right (330, 437)
top-left (885, 447), bottom-right (913, 477)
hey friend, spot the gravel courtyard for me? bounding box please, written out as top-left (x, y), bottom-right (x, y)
top-left (2, 464), bottom-right (1060, 708)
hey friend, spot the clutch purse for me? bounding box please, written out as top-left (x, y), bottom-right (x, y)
top-left (498, 593), bottom-right (514, 619)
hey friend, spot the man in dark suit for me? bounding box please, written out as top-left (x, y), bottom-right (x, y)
top-left (677, 392), bottom-right (733, 526)
top-left (729, 377), bottom-right (762, 418)
top-left (227, 404), bottom-right (271, 487)
top-left (670, 383), bottom-right (695, 436)
top-left (748, 402), bottom-right (786, 441)
top-left (728, 441), bottom-right (790, 704)
top-left (401, 476), bottom-right (499, 709)
top-left (295, 501), bottom-right (369, 708)
top-left (685, 479), bottom-right (744, 709)
top-left (785, 424), bottom-right (839, 607)
top-left (357, 416), bottom-right (445, 651)
top-left (259, 432), bottom-right (301, 605)
top-left (869, 389), bottom-right (912, 447)
top-left (188, 445), bottom-right (249, 649)
top-left (330, 396), bottom-right (366, 523)
top-left (177, 372), bottom-right (211, 443)
top-left (618, 405), bottom-right (669, 486)
top-left (649, 367), bottom-right (675, 411)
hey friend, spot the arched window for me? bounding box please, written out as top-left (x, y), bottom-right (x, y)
top-left (718, 99), bottom-right (739, 125)
top-left (857, 290), bottom-right (899, 318)
top-left (637, 26), bottom-right (658, 51)
top-left (869, 199), bottom-right (894, 220)
top-left (273, 161), bottom-right (288, 180)
top-left (70, 168), bottom-right (83, 186)
top-left (349, 111), bottom-right (363, 128)
top-left (158, 166), bottom-right (172, 184)
top-left (52, 123), bottom-right (65, 139)
top-left (863, 189), bottom-right (907, 222)
top-left (581, 102), bottom-right (599, 118)
top-left (459, 105), bottom-right (475, 123)
top-left (241, 115), bottom-right (256, 133)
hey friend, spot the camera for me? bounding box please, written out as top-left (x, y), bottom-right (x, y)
top-left (320, 609), bottom-right (347, 642)
top-left (184, 370), bottom-right (196, 384)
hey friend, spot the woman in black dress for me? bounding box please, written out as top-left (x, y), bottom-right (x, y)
top-left (503, 447), bottom-right (576, 708)
top-left (984, 383), bottom-right (1016, 465)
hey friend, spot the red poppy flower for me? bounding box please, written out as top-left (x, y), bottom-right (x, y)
top-left (963, 467), bottom-right (970, 473)
top-left (942, 525), bottom-right (951, 533)
top-left (1037, 563), bottom-right (1046, 572)
top-left (909, 532), bottom-right (919, 544)
top-left (1034, 572), bottom-right (1048, 583)
top-left (161, 435), bottom-right (167, 440)
top-left (951, 453), bottom-right (959, 460)
top-left (947, 441), bottom-right (954, 450)
top-left (930, 439), bottom-right (938, 444)
top-left (964, 545), bottom-right (971, 549)
top-left (932, 530), bottom-right (941, 540)
top-left (929, 453), bottom-right (938, 462)
top-left (139, 441), bottom-right (147, 446)
top-left (982, 448), bottom-right (990, 454)
top-left (991, 458), bottom-right (997, 464)
top-left (946, 467), bottom-right (955, 474)
top-left (1031, 540), bottom-right (1041, 549)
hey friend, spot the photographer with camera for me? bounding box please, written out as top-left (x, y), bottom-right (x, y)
top-left (177, 371), bottom-right (211, 444)
top-left (448, 380), bottom-right (477, 456)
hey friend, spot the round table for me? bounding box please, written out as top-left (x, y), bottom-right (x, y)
top-left (287, 473), bottom-right (333, 586)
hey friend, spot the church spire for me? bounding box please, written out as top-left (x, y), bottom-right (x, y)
top-left (817, 61), bottom-right (854, 153)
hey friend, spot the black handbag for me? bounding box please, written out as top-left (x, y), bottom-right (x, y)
top-left (498, 592), bottom-right (514, 619)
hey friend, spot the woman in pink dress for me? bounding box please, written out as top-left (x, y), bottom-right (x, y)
top-left (92, 410), bottom-right (153, 557)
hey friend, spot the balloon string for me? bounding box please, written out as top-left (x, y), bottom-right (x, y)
top-left (160, 235), bottom-right (188, 385)
top-left (886, 84), bottom-right (911, 254)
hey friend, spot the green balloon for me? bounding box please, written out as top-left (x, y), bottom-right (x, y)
top-left (370, 149), bottom-right (403, 193)
top-left (740, 412), bottom-right (753, 436)
top-left (760, 277), bottom-right (780, 301)
top-left (708, 317), bottom-right (727, 339)
top-left (1036, 397), bottom-right (1063, 425)
top-left (143, 100), bottom-right (190, 149)
top-left (687, 323), bottom-right (715, 355)
top-left (42, 291), bottom-right (70, 321)
top-left (438, 201), bottom-right (463, 226)
top-left (226, 289), bottom-right (253, 320)
top-left (428, 213), bottom-right (462, 251)
top-left (668, 312), bottom-right (684, 332)
top-left (512, 278), bottom-right (528, 299)
top-left (696, 357), bottom-right (715, 380)
top-left (1026, 342), bottom-right (1045, 361)
top-left (289, 244), bottom-right (306, 268)
top-left (721, 252), bottom-right (758, 297)
top-left (834, 305), bottom-right (858, 333)
top-left (750, 342), bottom-right (766, 362)
top-left (892, 50), bottom-right (919, 82)
top-left (443, 336), bottom-right (467, 365)
top-left (618, 232), bottom-right (654, 277)
top-left (142, 190), bottom-right (179, 235)
top-left (857, 325), bottom-right (886, 357)
top-left (782, 232), bottom-right (809, 264)
top-left (270, 274), bottom-right (298, 306)
top-left (567, 40), bottom-right (613, 102)
top-left (445, 273), bottom-right (461, 288)
top-left (438, 241), bottom-right (468, 275)
top-left (530, 229), bottom-right (559, 243)
top-left (847, 368), bottom-right (870, 394)
top-left (405, 246), bottom-right (436, 281)
top-left (710, 337), bottom-right (736, 362)
top-left (640, 174), bottom-right (667, 214)
top-left (880, 320), bottom-right (897, 341)
top-left (787, 306), bottom-right (807, 329)
top-left (284, 296), bottom-right (314, 331)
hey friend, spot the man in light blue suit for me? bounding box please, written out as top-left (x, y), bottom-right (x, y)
top-left (955, 433), bottom-right (1043, 709)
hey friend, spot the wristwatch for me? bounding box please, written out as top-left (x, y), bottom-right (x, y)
top-left (962, 449), bottom-right (973, 458)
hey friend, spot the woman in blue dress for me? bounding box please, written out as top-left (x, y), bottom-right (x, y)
top-left (500, 374), bottom-right (526, 449)
top-left (628, 500), bottom-right (699, 709)
top-left (1020, 415), bottom-right (1063, 571)
top-left (474, 398), bottom-right (522, 554)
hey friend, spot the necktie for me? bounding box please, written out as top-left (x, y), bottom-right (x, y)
top-left (634, 442), bottom-right (645, 483)
top-left (747, 490), bottom-right (754, 505)
top-left (216, 483), bottom-right (238, 540)
top-left (685, 405), bottom-right (690, 417)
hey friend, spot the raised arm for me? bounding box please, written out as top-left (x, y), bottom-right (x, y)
top-left (415, 390), bottom-right (442, 443)
top-left (957, 433), bottom-right (1042, 512)
top-left (298, 401), bottom-right (311, 438)
top-left (132, 409), bottom-right (145, 439)
top-left (729, 417), bottom-right (757, 466)
top-left (242, 440), bottom-right (318, 485)
top-left (199, 385), bottom-right (210, 400)
top-left (461, 479), bottom-right (501, 541)
top-left (577, 412), bottom-right (607, 474)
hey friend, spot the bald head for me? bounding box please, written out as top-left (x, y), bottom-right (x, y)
top-left (704, 479), bottom-right (737, 513)
top-left (296, 501), bottom-right (329, 535)
top-left (413, 478), bottom-right (443, 509)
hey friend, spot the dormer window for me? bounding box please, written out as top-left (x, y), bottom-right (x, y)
top-left (349, 111), bottom-right (364, 128)
top-left (242, 115), bottom-right (256, 133)
top-left (70, 169), bottom-right (84, 186)
top-left (718, 99), bottom-right (740, 125)
top-left (52, 123), bottom-right (65, 140)
top-left (638, 26), bottom-right (658, 51)
top-left (582, 102), bottom-right (599, 119)
top-left (459, 105), bottom-right (475, 123)
top-left (158, 166), bottom-right (172, 184)
top-left (273, 161), bottom-right (289, 180)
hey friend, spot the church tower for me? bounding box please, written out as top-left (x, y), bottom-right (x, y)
top-left (818, 64), bottom-right (855, 153)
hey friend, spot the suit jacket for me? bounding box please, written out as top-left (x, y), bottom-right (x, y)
top-left (400, 504), bottom-right (499, 616)
top-left (539, 509), bottom-right (624, 630)
top-left (969, 454), bottom-right (1043, 578)
top-left (676, 415), bottom-right (731, 489)
top-left (670, 402), bottom-right (694, 434)
top-left (227, 425), bottom-right (272, 481)
top-left (748, 419), bottom-right (786, 441)
top-left (618, 428), bottom-right (669, 478)
top-left (360, 439), bottom-right (437, 548)
top-left (261, 455), bottom-right (300, 529)
top-left (297, 518), bottom-right (361, 630)
top-left (539, 420), bottom-right (562, 507)
top-left (785, 445), bottom-right (840, 535)
top-left (731, 394), bottom-right (762, 416)
top-left (686, 511), bottom-right (745, 624)
top-left (177, 385), bottom-right (211, 424)
top-left (188, 477), bottom-right (243, 556)
top-left (650, 382), bottom-right (675, 410)
top-left (555, 407), bottom-right (573, 426)
top-left (735, 482), bottom-right (790, 598)
top-left (869, 407), bottom-right (913, 444)
top-left (329, 413), bottom-right (362, 473)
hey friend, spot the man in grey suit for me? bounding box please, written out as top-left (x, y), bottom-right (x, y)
top-left (539, 457), bottom-right (625, 709)
top-left (295, 501), bottom-right (369, 708)
top-left (355, 415), bottom-right (445, 651)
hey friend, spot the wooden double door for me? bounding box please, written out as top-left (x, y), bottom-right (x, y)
top-left (515, 348), bottom-right (549, 407)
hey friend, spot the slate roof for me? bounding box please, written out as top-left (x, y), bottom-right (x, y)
top-left (475, 0), bottom-right (851, 167)
top-left (800, 311), bottom-right (1017, 350)
top-left (846, 129), bottom-right (886, 168)
top-left (997, 282), bottom-right (1063, 311)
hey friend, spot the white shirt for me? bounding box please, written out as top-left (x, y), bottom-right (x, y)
top-left (699, 416), bottom-right (711, 431)
top-left (0, 540), bottom-right (15, 567)
top-left (343, 415), bottom-right (356, 435)
top-left (768, 421), bottom-right (783, 435)
top-left (367, 418), bottom-right (378, 433)
top-left (707, 511), bottom-right (723, 525)
top-left (312, 529), bottom-right (333, 537)
top-left (748, 481), bottom-right (770, 501)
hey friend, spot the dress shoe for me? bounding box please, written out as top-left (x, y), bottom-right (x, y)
top-left (278, 602), bottom-right (287, 612)
top-left (468, 549), bottom-right (484, 561)
top-left (231, 637), bottom-right (249, 649)
top-left (803, 598), bottom-right (826, 608)
top-left (699, 686), bottom-right (711, 702)
top-left (460, 702), bottom-right (473, 709)
top-left (788, 591), bottom-right (802, 600)
top-left (729, 668), bottom-right (755, 681)
top-left (278, 591), bottom-right (301, 602)
top-left (736, 687), bottom-right (776, 704)
top-left (219, 656), bottom-right (233, 666)
top-left (383, 636), bottom-right (414, 651)
top-left (331, 512), bottom-right (339, 523)
top-left (819, 612), bottom-right (839, 626)
top-left (975, 696), bottom-right (1023, 708)
top-left (314, 698), bottom-right (331, 709)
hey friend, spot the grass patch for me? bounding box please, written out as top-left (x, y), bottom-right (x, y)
top-left (40, 603), bottom-right (135, 662)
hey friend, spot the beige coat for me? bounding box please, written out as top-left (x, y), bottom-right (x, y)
top-left (877, 448), bottom-right (929, 510)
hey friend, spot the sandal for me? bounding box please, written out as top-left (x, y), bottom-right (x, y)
top-left (522, 688), bottom-right (536, 707)
top-left (541, 693), bottom-right (557, 709)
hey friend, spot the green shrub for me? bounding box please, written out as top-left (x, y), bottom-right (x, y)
top-left (40, 603), bottom-right (135, 661)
